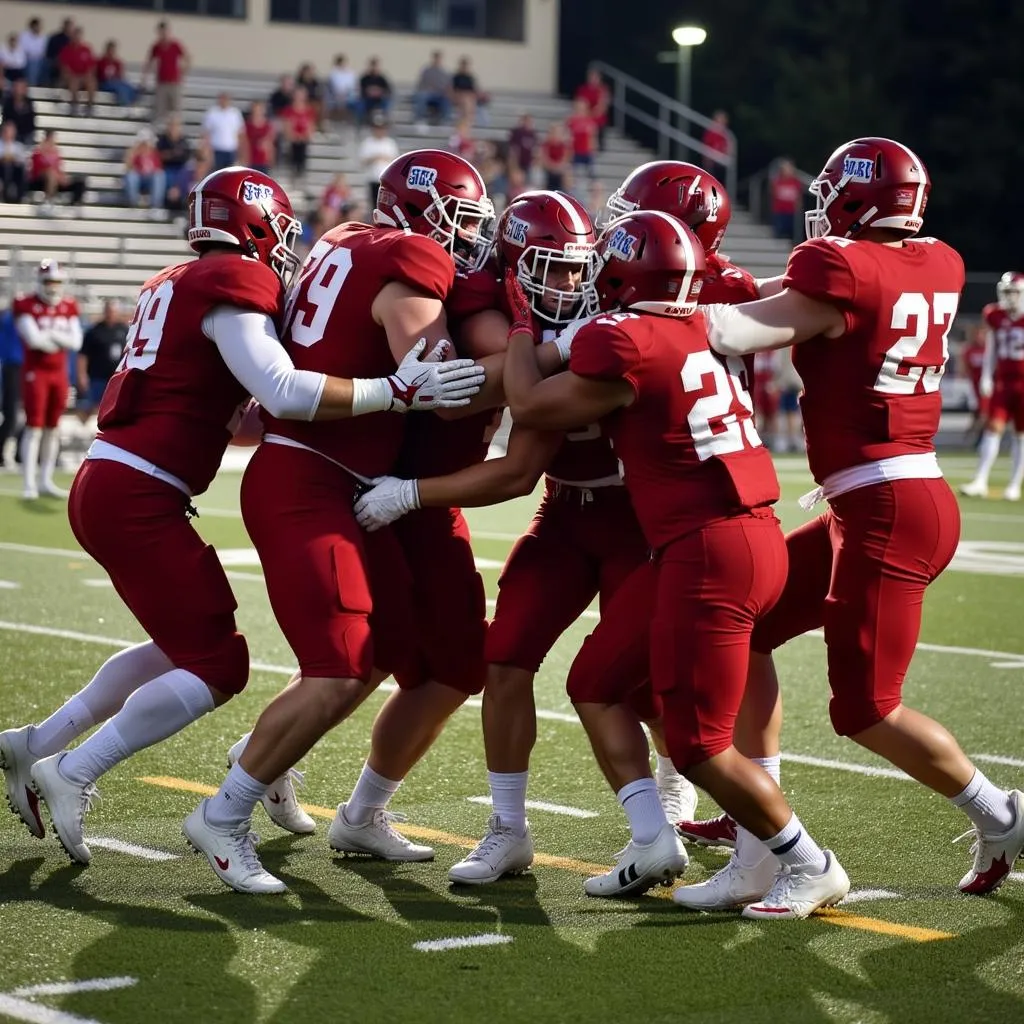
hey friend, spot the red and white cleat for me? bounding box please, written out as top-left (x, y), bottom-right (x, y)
top-left (676, 812), bottom-right (737, 849)
top-left (741, 851), bottom-right (850, 920)
top-left (957, 790), bottom-right (1024, 895)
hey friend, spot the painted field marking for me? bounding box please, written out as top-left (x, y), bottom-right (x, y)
top-left (972, 754), bottom-right (1024, 768)
top-left (1009, 872), bottom-right (1024, 883)
top-left (140, 775), bottom-right (952, 944)
top-left (0, 580), bottom-right (20, 589)
top-left (0, 992), bottom-right (106, 1024)
top-left (467, 796), bottom-right (597, 819)
top-left (88, 837), bottom-right (178, 861)
top-left (81, 580), bottom-right (113, 589)
top-left (413, 934), bottom-right (513, 952)
top-left (842, 889), bottom-right (901, 904)
top-left (9, 979), bottom-right (136, 999)
top-left (0, 976), bottom-right (136, 1024)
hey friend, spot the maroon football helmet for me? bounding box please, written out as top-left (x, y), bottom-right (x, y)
top-left (495, 190), bottom-right (599, 325)
top-left (804, 137), bottom-right (930, 240)
top-left (601, 161), bottom-right (731, 255)
top-left (592, 210), bottom-right (706, 318)
top-left (187, 167), bottom-right (301, 284)
top-left (997, 271), bottom-right (1024, 316)
top-left (374, 149), bottom-right (495, 271)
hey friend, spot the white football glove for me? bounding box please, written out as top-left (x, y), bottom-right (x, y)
top-left (354, 475), bottom-right (421, 532)
top-left (351, 339), bottom-right (486, 415)
top-left (979, 376), bottom-right (994, 399)
top-left (553, 314), bottom-right (599, 363)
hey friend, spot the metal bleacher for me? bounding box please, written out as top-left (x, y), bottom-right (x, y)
top-left (3, 68), bottom-right (793, 315)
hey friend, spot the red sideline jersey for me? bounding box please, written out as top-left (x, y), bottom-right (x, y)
top-left (13, 295), bottom-right (80, 374)
top-left (783, 236), bottom-right (964, 482)
top-left (982, 302), bottom-right (1024, 386)
top-left (96, 254), bottom-right (282, 495)
top-left (263, 222), bottom-right (454, 479)
top-left (569, 311), bottom-right (779, 549)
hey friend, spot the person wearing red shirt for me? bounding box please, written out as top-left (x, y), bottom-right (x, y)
top-left (123, 128), bottom-right (165, 215)
top-left (282, 87), bottom-right (315, 180)
top-left (701, 109), bottom-right (731, 172)
top-left (244, 100), bottom-right (276, 175)
top-left (541, 122), bottom-right (571, 191)
top-left (142, 21), bottom-right (189, 124)
top-left (28, 130), bottom-right (85, 210)
top-left (566, 97), bottom-right (598, 181)
top-left (58, 26), bottom-right (96, 115)
top-left (574, 66), bottom-right (610, 150)
top-left (770, 158), bottom-right (803, 240)
top-left (96, 40), bottom-right (137, 107)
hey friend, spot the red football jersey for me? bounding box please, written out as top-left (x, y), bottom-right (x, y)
top-left (97, 254), bottom-right (282, 495)
top-left (13, 295), bottom-right (80, 374)
top-left (570, 311), bottom-right (779, 549)
top-left (701, 255), bottom-right (759, 306)
top-left (263, 223), bottom-right (455, 478)
top-left (982, 303), bottom-right (1024, 386)
top-left (783, 236), bottom-right (964, 482)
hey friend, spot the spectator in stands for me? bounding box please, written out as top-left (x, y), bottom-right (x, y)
top-left (566, 97), bottom-right (598, 183)
top-left (1, 33), bottom-right (28, 85)
top-left (316, 172), bottom-right (355, 234)
top-left (96, 40), bottom-right (137, 107)
top-left (59, 26), bottom-right (97, 116)
top-left (413, 50), bottom-right (452, 130)
top-left (296, 63), bottom-right (324, 132)
top-left (575, 66), bottom-right (610, 151)
top-left (17, 19), bottom-right (47, 87)
top-left (0, 304), bottom-right (22, 470)
top-left (203, 92), bottom-right (245, 171)
top-left (540, 121), bottom-right (571, 191)
top-left (701, 109), bottom-right (731, 172)
top-left (770, 158), bottom-right (802, 240)
top-left (123, 127), bottom-right (166, 216)
top-left (244, 101), bottom-right (276, 175)
top-left (480, 146), bottom-right (509, 210)
top-left (268, 74), bottom-right (295, 167)
top-left (2, 78), bottom-right (36, 145)
top-left (157, 114), bottom-right (191, 207)
top-left (28, 130), bottom-right (85, 213)
top-left (449, 116), bottom-right (477, 161)
top-left (506, 163), bottom-right (528, 204)
top-left (170, 137), bottom-right (212, 214)
top-left (282, 87), bottom-right (315, 182)
top-left (0, 122), bottom-right (27, 203)
top-left (326, 54), bottom-right (358, 124)
top-left (359, 112), bottom-right (398, 210)
top-left (44, 18), bottom-right (73, 88)
top-left (507, 113), bottom-right (537, 181)
top-left (77, 300), bottom-right (126, 421)
top-left (143, 21), bottom-right (189, 125)
top-left (358, 57), bottom-right (392, 124)
top-left (452, 56), bottom-right (487, 125)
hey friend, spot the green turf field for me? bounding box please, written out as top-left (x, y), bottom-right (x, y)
top-left (0, 452), bottom-right (1023, 1024)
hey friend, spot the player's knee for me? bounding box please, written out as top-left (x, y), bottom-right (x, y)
top-left (200, 631), bottom-right (249, 696)
top-left (827, 688), bottom-right (900, 737)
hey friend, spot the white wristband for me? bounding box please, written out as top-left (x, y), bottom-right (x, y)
top-left (351, 376), bottom-right (394, 417)
top-left (408, 479), bottom-right (422, 511)
top-left (555, 335), bottom-right (574, 364)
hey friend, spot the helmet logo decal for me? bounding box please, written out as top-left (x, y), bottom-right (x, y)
top-left (842, 157), bottom-right (874, 182)
top-left (242, 181), bottom-right (275, 205)
top-left (606, 226), bottom-right (638, 260)
top-left (407, 166), bottom-right (438, 191)
top-left (562, 242), bottom-right (594, 258)
top-left (504, 214), bottom-right (529, 246)
top-left (893, 188), bottom-right (917, 211)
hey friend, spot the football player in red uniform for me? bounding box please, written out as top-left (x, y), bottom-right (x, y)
top-left (701, 137), bottom-right (1024, 900)
top-left (0, 166), bottom-right (483, 868)
top-left (184, 151), bottom-right (499, 893)
top-left (502, 209), bottom-right (850, 916)
top-left (13, 259), bottom-right (82, 499)
top-left (962, 271), bottom-right (1024, 501)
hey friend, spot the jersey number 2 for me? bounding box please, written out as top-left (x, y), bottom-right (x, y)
top-left (681, 350), bottom-right (763, 460)
top-left (875, 292), bottom-right (959, 395)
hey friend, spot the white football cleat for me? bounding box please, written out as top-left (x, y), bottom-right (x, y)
top-left (327, 803), bottom-right (434, 861)
top-left (183, 798), bottom-right (286, 894)
top-left (956, 790), bottom-right (1024, 895)
top-left (0, 726), bottom-right (45, 838)
top-left (741, 850), bottom-right (850, 920)
top-left (656, 770), bottom-right (698, 823)
top-left (40, 481), bottom-right (69, 499)
top-left (227, 735), bottom-right (315, 835)
top-left (29, 753), bottom-right (98, 865)
top-left (22, 484), bottom-right (39, 500)
top-left (1004, 484), bottom-right (1022, 502)
top-left (673, 853), bottom-right (778, 910)
top-left (960, 479), bottom-right (988, 498)
top-left (448, 815), bottom-right (534, 885)
top-left (584, 823), bottom-right (689, 898)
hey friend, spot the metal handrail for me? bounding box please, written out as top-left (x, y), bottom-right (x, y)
top-left (589, 60), bottom-right (737, 198)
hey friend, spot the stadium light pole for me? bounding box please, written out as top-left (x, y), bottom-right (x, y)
top-left (671, 25), bottom-right (707, 111)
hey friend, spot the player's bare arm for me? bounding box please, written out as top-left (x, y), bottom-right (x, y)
top-left (706, 287), bottom-right (846, 357)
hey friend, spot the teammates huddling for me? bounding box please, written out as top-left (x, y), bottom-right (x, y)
top-left (3, 138), bottom-right (1022, 919)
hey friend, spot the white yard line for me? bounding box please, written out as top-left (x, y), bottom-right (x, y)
top-left (781, 753), bottom-right (909, 780)
top-left (0, 994), bottom-right (107, 1024)
top-left (842, 889), bottom-right (901, 904)
top-left (10, 979), bottom-right (136, 999)
top-left (971, 754), bottom-right (1024, 769)
top-left (413, 934), bottom-right (513, 953)
top-left (0, 580), bottom-right (21, 589)
top-left (87, 838), bottom-right (178, 862)
top-left (467, 796), bottom-right (597, 818)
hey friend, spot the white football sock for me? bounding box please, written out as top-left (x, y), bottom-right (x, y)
top-left (59, 669), bottom-right (215, 786)
top-left (205, 761), bottom-right (268, 831)
top-left (973, 430), bottom-right (1001, 487)
top-left (617, 777), bottom-right (667, 846)
top-left (735, 755), bottom-right (783, 868)
top-left (21, 426), bottom-right (41, 494)
top-left (29, 642), bottom-right (174, 758)
top-left (655, 753), bottom-right (683, 785)
top-left (951, 768), bottom-right (1016, 834)
top-left (345, 762), bottom-right (402, 825)
top-left (1008, 434), bottom-right (1024, 492)
top-left (39, 427), bottom-right (59, 487)
top-left (763, 813), bottom-right (827, 874)
top-left (488, 770), bottom-right (529, 834)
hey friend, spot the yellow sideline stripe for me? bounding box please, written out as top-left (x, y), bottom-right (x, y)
top-left (141, 775), bottom-right (955, 942)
